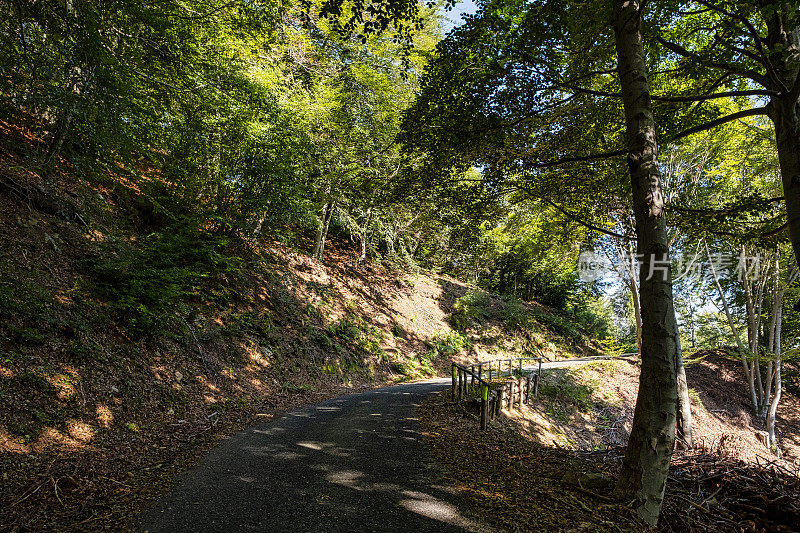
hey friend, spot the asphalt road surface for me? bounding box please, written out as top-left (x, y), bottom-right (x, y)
top-left (139, 357), bottom-right (629, 532)
top-left (139, 380), bottom-right (485, 532)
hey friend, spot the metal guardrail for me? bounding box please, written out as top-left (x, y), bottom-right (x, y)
top-left (451, 356), bottom-right (544, 430)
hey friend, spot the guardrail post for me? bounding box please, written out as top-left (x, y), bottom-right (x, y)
top-left (536, 359), bottom-right (542, 397)
top-left (525, 375), bottom-right (531, 404)
top-left (451, 363), bottom-right (457, 401)
top-left (457, 368), bottom-right (463, 401)
top-left (496, 387), bottom-right (504, 415)
top-left (480, 384), bottom-right (489, 430)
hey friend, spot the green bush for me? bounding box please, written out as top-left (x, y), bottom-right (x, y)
top-left (393, 351), bottom-right (437, 378)
top-left (502, 297), bottom-right (534, 331)
top-left (451, 289), bottom-right (492, 330)
top-left (86, 222), bottom-right (242, 336)
top-left (539, 374), bottom-right (595, 419)
top-left (428, 331), bottom-right (470, 357)
top-left (326, 315), bottom-right (386, 360)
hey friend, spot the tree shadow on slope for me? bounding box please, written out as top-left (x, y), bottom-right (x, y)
top-left (418, 390), bottom-right (645, 532)
top-left (435, 279), bottom-right (604, 363)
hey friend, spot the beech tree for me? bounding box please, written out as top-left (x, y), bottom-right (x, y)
top-left (402, 0), bottom-right (683, 522)
top-left (609, 1), bottom-right (679, 522)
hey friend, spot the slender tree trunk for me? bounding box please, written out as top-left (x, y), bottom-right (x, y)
top-left (762, 257), bottom-right (781, 418)
top-left (612, 1), bottom-right (678, 525)
top-left (706, 241), bottom-right (758, 410)
top-left (754, 259), bottom-right (768, 410)
top-left (767, 301), bottom-right (782, 453)
top-left (675, 333), bottom-right (693, 449)
top-left (42, 109), bottom-right (73, 182)
top-left (312, 199), bottom-right (336, 261)
top-left (359, 206), bottom-right (373, 262)
top-left (624, 275), bottom-right (643, 354)
top-left (620, 240), bottom-right (643, 354)
top-left (743, 251), bottom-right (768, 413)
top-left (767, 359), bottom-right (782, 453)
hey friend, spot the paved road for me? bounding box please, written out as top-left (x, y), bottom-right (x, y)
top-left (140, 356), bottom-right (629, 532)
top-left (139, 380), bottom-right (485, 533)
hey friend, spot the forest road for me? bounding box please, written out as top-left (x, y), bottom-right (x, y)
top-left (138, 379), bottom-right (486, 533)
top-left (139, 357), bottom-right (624, 532)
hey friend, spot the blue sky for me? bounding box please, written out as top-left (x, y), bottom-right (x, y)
top-left (442, 0), bottom-right (479, 32)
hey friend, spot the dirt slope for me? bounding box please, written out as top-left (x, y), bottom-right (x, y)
top-left (0, 113), bottom-right (601, 531)
top-left (419, 351), bottom-right (800, 532)
top-left (520, 351), bottom-right (800, 465)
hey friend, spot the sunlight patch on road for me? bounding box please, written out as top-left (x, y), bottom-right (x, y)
top-left (325, 470), bottom-right (365, 490)
top-left (399, 490), bottom-right (479, 530)
top-left (297, 441), bottom-right (325, 451)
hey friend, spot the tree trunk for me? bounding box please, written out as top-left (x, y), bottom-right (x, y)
top-left (42, 109), bottom-right (74, 182)
top-left (762, 257), bottom-right (781, 418)
top-left (764, 9), bottom-right (800, 307)
top-left (620, 238), bottom-right (643, 354)
top-left (772, 87), bottom-right (800, 299)
top-left (628, 274), bottom-right (643, 354)
top-left (612, 1), bottom-right (678, 525)
top-left (359, 206), bottom-right (373, 262)
top-left (312, 199), bottom-right (336, 261)
top-left (675, 333), bottom-right (693, 449)
top-left (767, 301), bottom-right (783, 453)
top-left (706, 241), bottom-right (758, 410)
top-left (767, 359), bottom-right (782, 453)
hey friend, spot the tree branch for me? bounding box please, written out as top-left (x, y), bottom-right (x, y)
top-left (695, 0), bottom-right (788, 94)
top-left (571, 86), bottom-right (776, 102)
top-left (531, 149), bottom-right (628, 169)
top-left (669, 196), bottom-right (784, 215)
top-left (656, 35), bottom-right (771, 88)
top-left (533, 196), bottom-right (629, 240)
top-left (668, 106), bottom-right (769, 142)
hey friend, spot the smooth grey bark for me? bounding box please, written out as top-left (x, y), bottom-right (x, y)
top-left (630, 277), bottom-right (643, 354)
top-left (767, 306), bottom-right (782, 453)
top-left (705, 241), bottom-right (760, 410)
top-left (675, 334), bottom-right (693, 449)
top-left (358, 206), bottom-right (373, 262)
top-left (623, 241), bottom-right (643, 354)
top-left (612, 0), bottom-right (678, 525)
top-left (765, 262), bottom-right (796, 452)
top-left (312, 198), bottom-right (336, 261)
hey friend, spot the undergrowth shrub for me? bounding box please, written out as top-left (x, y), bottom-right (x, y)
top-left (502, 297), bottom-right (533, 331)
top-left (451, 289), bottom-right (492, 330)
top-left (85, 221), bottom-right (243, 337)
top-left (394, 351), bottom-right (437, 378)
top-left (325, 314), bottom-right (386, 360)
top-left (428, 331), bottom-right (469, 357)
top-left (539, 373), bottom-right (595, 422)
